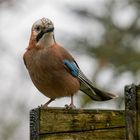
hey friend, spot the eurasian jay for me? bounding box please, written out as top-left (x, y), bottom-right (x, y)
top-left (23, 18), bottom-right (117, 108)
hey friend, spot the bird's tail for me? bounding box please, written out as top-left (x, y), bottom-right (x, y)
top-left (80, 83), bottom-right (117, 101)
top-left (78, 70), bottom-right (117, 101)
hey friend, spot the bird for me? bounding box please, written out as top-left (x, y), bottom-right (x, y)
top-left (23, 17), bottom-right (117, 109)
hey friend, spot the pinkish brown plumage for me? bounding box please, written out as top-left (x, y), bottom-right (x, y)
top-left (23, 18), bottom-right (117, 108)
top-left (24, 44), bottom-right (80, 99)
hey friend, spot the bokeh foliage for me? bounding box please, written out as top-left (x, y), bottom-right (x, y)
top-left (69, 0), bottom-right (140, 75)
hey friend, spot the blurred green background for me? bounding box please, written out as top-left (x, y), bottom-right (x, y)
top-left (0, 0), bottom-right (139, 139)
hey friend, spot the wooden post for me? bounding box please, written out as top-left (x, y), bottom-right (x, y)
top-left (137, 85), bottom-right (140, 139)
top-left (125, 84), bottom-right (140, 140)
top-left (30, 84), bottom-right (140, 140)
top-left (30, 108), bottom-right (125, 140)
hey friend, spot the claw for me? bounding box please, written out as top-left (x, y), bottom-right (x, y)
top-left (65, 104), bottom-right (76, 109)
top-left (65, 95), bottom-right (76, 109)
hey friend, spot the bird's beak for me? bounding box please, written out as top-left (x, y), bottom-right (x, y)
top-left (36, 26), bottom-right (54, 42)
top-left (43, 26), bottom-right (54, 33)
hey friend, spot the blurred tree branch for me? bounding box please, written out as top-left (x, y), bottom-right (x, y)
top-left (69, 0), bottom-right (140, 75)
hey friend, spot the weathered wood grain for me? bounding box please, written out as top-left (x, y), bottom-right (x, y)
top-left (40, 128), bottom-right (125, 140)
top-left (137, 85), bottom-right (140, 139)
top-left (40, 108), bottom-right (125, 134)
top-left (125, 84), bottom-right (140, 140)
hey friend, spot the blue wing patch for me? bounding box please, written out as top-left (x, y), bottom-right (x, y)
top-left (64, 60), bottom-right (79, 77)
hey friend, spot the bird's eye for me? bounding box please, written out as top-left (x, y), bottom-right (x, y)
top-left (48, 21), bottom-right (52, 25)
top-left (35, 26), bottom-right (41, 32)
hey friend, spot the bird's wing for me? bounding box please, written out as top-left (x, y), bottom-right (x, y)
top-left (63, 59), bottom-right (117, 101)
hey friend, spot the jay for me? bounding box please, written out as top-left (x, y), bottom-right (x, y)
top-left (23, 18), bottom-right (117, 108)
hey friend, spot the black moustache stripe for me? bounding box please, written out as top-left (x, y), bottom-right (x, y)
top-left (36, 31), bottom-right (44, 42)
top-left (36, 27), bottom-right (54, 42)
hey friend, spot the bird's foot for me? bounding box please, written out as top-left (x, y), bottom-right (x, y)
top-left (65, 104), bottom-right (76, 109)
top-left (65, 95), bottom-right (76, 109)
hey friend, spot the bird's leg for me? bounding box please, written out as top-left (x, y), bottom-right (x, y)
top-left (41, 98), bottom-right (55, 109)
top-left (65, 95), bottom-right (76, 109)
top-left (70, 95), bottom-right (75, 107)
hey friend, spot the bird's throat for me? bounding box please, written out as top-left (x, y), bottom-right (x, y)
top-left (37, 33), bottom-right (55, 48)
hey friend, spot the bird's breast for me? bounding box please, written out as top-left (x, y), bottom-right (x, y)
top-left (24, 48), bottom-right (80, 99)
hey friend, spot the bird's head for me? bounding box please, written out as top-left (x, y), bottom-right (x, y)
top-left (29, 17), bottom-right (55, 49)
